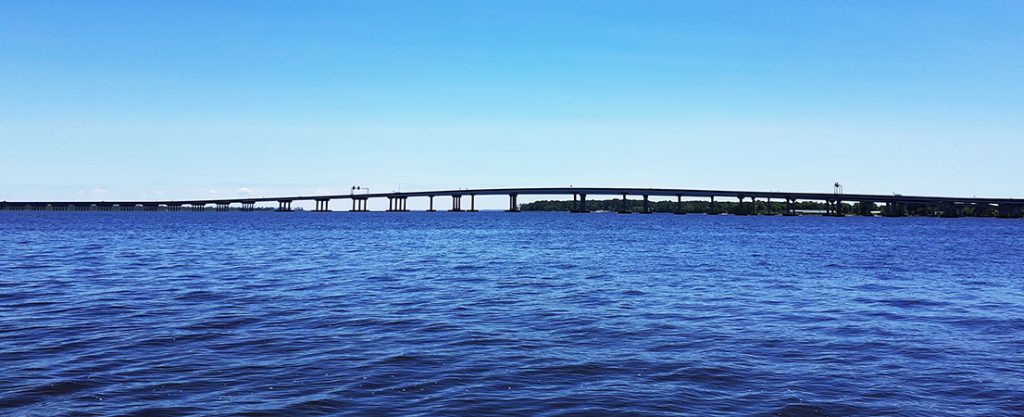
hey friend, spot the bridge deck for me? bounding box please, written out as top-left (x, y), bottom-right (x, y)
top-left (2, 187), bottom-right (1021, 206)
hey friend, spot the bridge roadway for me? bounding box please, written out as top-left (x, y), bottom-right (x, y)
top-left (2, 187), bottom-right (1023, 217)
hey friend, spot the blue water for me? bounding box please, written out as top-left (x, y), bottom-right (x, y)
top-left (1, 212), bottom-right (1022, 416)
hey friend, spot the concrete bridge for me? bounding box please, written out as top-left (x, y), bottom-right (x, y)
top-left (2, 187), bottom-right (1023, 218)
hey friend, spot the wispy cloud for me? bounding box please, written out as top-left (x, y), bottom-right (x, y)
top-left (91, 188), bottom-right (107, 194)
top-left (237, 187), bottom-right (255, 195)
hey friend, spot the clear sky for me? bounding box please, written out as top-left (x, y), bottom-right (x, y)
top-left (2, 1), bottom-right (1022, 208)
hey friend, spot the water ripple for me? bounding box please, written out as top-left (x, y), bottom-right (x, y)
top-left (1, 212), bottom-right (1022, 416)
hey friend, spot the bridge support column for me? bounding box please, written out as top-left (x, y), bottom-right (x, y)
top-left (641, 195), bottom-right (652, 214)
top-left (389, 197), bottom-right (407, 212)
top-left (674, 195), bottom-right (684, 215)
top-left (783, 198), bottom-right (797, 216)
top-left (313, 199), bottom-right (330, 212)
top-left (572, 194), bottom-right (589, 213)
top-left (708, 196), bottom-right (717, 215)
top-left (940, 201), bottom-right (960, 218)
top-left (428, 196), bottom-right (436, 212)
top-left (858, 201), bottom-right (873, 216)
top-left (276, 200), bottom-right (292, 212)
top-left (825, 200), bottom-right (844, 217)
top-left (751, 197), bottom-right (758, 215)
top-left (507, 194), bottom-right (520, 212)
top-left (618, 193), bottom-right (632, 214)
top-left (736, 196), bottom-right (747, 215)
top-left (450, 195), bottom-right (462, 212)
top-left (883, 202), bottom-right (906, 217)
top-left (971, 204), bottom-right (992, 217)
top-left (468, 195), bottom-right (478, 212)
top-left (351, 198), bottom-right (368, 212)
top-left (216, 203), bottom-right (229, 212)
top-left (997, 204), bottom-right (1022, 219)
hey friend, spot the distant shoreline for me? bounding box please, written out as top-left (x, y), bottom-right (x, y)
top-left (520, 198), bottom-right (997, 217)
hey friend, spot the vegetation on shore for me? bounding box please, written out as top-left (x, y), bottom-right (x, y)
top-left (519, 199), bottom-right (1000, 216)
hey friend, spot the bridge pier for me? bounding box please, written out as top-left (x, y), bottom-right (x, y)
top-left (144, 204), bottom-right (159, 212)
top-left (450, 195), bottom-right (463, 212)
top-left (971, 203), bottom-right (992, 217)
top-left (997, 204), bottom-right (1022, 218)
top-left (827, 199), bottom-right (843, 217)
top-left (389, 197), bottom-right (401, 211)
top-left (507, 194), bottom-right (520, 212)
top-left (313, 199), bottom-right (331, 212)
top-left (240, 201), bottom-right (255, 212)
top-left (674, 195), bottom-right (685, 215)
top-left (617, 193), bottom-right (632, 214)
top-left (707, 196), bottom-right (717, 215)
top-left (783, 198), bottom-right (797, 216)
top-left (215, 203), bottom-right (230, 212)
top-left (352, 197), bottom-right (368, 212)
top-left (882, 202), bottom-right (906, 217)
top-left (735, 196), bottom-right (747, 215)
top-left (467, 195), bottom-right (478, 212)
top-left (167, 204), bottom-right (181, 212)
top-left (428, 196), bottom-right (436, 212)
top-left (858, 201), bottom-right (873, 216)
top-left (119, 204), bottom-right (136, 211)
top-left (389, 197), bottom-right (403, 212)
top-left (572, 194), bottom-right (589, 213)
top-left (276, 200), bottom-right (292, 212)
top-left (640, 195), bottom-right (652, 214)
top-left (939, 201), bottom-right (960, 218)
top-left (823, 199), bottom-right (844, 217)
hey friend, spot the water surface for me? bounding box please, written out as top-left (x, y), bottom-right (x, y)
top-left (1, 212), bottom-right (1022, 416)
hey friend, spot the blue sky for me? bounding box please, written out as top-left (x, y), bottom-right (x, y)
top-left (1, 1), bottom-right (1022, 207)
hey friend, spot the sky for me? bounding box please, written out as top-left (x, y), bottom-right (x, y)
top-left (1, 1), bottom-right (1022, 209)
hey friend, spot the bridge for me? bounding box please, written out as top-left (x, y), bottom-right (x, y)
top-left (2, 186), bottom-right (1023, 218)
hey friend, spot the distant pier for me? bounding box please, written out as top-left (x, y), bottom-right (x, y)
top-left (2, 187), bottom-right (1022, 218)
